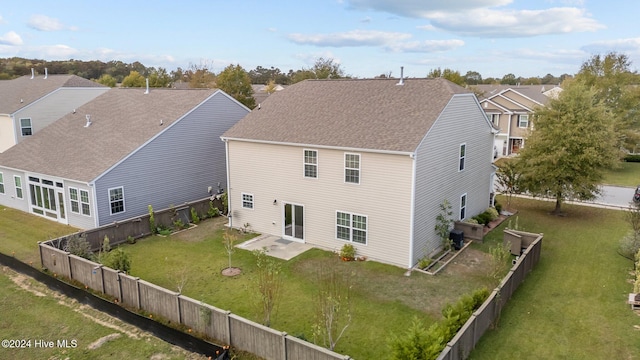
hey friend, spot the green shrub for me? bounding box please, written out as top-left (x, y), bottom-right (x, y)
top-left (127, 235), bottom-right (136, 244)
top-left (624, 154), bottom-right (640, 162)
top-left (190, 207), bottom-right (200, 224)
top-left (473, 212), bottom-right (491, 226)
top-left (63, 233), bottom-right (92, 259)
top-left (148, 205), bottom-right (157, 234)
top-left (104, 248), bottom-right (131, 273)
top-left (495, 202), bottom-right (503, 214)
top-left (418, 257), bottom-right (433, 269)
top-left (465, 218), bottom-right (479, 224)
top-left (208, 201), bottom-right (220, 218)
top-left (339, 243), bottom-right (356, 260)
top-left (486, 207), bottom-right (499, 221)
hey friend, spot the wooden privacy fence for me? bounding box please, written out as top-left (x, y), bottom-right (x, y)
top-left (38, 241), bottom-right (349, 360)
top-left (48, 197), bottom-right (222, 252)
top-left (436, 230), bottom-right (543, 360)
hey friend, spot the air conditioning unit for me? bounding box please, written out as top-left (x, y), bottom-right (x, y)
top-left (449, 229), bottom-right (464, 250)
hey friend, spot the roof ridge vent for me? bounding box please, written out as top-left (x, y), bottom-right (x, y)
top-left (396, 66), bottom-right (404, 86)
top-left (84, 114), bottom-right (92, 128)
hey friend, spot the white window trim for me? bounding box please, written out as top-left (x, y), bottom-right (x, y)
top-left (335, 210), bottom-right (368, 245)
top-left (344, 152), bottom-right (361, 184)
top-left (489, 113), bottom-right (500, 126)
top-left (303, 149), bottom-right (318, 179)
top-left (458, 143), bottom-right (466, 172)
top-left (108, 186), bottom-right (125, 215)
top-left (0, 172), bottom-right (4, 195)
top-left (460, 193), bottom-right (467, 221)
top-left (14, 175), bottom-right (23, 199)
top-left (518, 114), bottom-right (529, 128)
top-left (69, 187), bottom-right (80, 214)
top-left (20, 118), bottom-right (32, 137)
top-left (79, 189), bottom-right (91, 216)
top-left (241, 192), bottom-right (254, 210)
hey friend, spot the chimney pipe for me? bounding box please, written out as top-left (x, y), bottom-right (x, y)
top-left (30, 68), bottom-right (34, 79)
top-left (396, 66), bottom-right (404, 86)
top-left (144, 78), bottom-right (149, 94)
top-left (44, 68), bottom-right (48, 79)
top-left (84, 114), bottom-right (92, 128)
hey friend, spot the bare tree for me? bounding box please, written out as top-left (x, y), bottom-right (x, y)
top-left (253, 249), bottom-right (283, 327)
top-left (312, 266), bottom-right (353, 351)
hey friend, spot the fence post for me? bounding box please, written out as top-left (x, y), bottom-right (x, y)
top-left (38, 242), bottom-right (43, 269)
top-left (281, 332), bottom-right (287, 360)
top-left (65, 251), bottom-right (72, 279)
top-left (176, 292), bottom-right (182, 325)
top-left (135, 277), bottom-right (141, 309)
top-left (99, 265), bottom-right (106, 294)
top-left (225, 311), bottom-right (232, 345)
top-left (117, 271), bottom-right (123, 303)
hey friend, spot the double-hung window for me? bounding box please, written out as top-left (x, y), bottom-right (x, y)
top-left (518, 114), bottom-right (529, 128)
top-left (69, 188), bottom-right (90, 215)
top-left (0, 172), bottom-right (4, 194)
top-left (336, 211), bottom-right (367, 244)
top-left (80, 190), bottom-right (90, 216)
top-left (20, 118), bottom-right (32, 136)
top-left (344, 153), bottom-right (360, 184)
top-left (304, 150), bottom-right (318, 178)
top-left (460, 193), bottom-right (467, 220)
top-left (242, 193), bottom-right (254, 209)
top-left (109, 187), bottom-right (125, 214)
top-left (459, 144), bottom-right (466, 171)
top-left (14, 175), bottom-right (23, 199)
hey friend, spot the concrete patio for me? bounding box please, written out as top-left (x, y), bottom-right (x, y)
top-left (236, 234), bottom-right (313, 260)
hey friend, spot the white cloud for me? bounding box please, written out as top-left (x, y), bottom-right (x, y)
top-left (288, 29), bottom-right (411, 47)
top-left (0, 15), bottom-right (5, 24)
top-left (294, 51), bottom-right (340, 66)
top-left (428, 7), bottom-right (604, 37)
top-left (581, 38), bottom-right (640, 54)
top-left (346, 0), bottom-right (513, 17)
top-left (28, 14), bottom-right (75, 31)
top-left (38, 44), bottom-right (79, 58)
top-left (387, 39), bottom-right (465, 53)
top-left (0, 31), bottom-right (23, 46)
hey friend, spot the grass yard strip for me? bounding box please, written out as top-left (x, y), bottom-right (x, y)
top-left (596, 161), bottom-right (640, 188)
top-left (471, 197), bottom-right (640, 360)
top-left (122, 217), bottom-right (495, 359)
top-left (0, 267), bottom-right (207, 360)
top-left (0, 205), bottom-right (77, 265)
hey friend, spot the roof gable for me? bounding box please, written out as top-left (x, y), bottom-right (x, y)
top-left (0, 74), bottom-right (106, 114)
top-left (0, 88), bottom-right (217, 182)
top-left (224, 78), bottom-right (471, 153)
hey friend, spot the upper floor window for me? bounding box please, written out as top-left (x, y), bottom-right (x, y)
top-left (109, 187), bottom-right (125, 215)
top-left (20, 118), bottom-right (32, 136)
top-left (304, 150), bottom-right (318, 178)
top-left (518, 114), bottom-right (529, 128)
top-left (345, 153), bottom-right (360, 184)
top-left (242, 193), bottom-right (254, 209)
top-left (490, 114), bottom-right (500, 127)
top-left (459, 144), bottom-right (466, 172)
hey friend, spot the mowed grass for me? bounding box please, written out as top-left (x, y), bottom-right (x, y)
top-left (123, 217), bottom-right (495, 359)
top-left (0, 267), bottom-right (207, 360)
top-left (602, 161), bottom-right (640, 187)
top-left (0, 205), bottom-right (77, 264)
top-left (470, 197), bottom-right (640, 360)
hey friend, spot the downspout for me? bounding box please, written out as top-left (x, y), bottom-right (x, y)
top-left (224, 138), bottom-right (232, 229)
top-left (88, 182), bottom-right (99, 228)
top-left (408, 152), bottom-right (416, 269)
top-left (506, 113), bottom-right (512, 155)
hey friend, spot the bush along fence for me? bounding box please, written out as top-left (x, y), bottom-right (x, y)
top-left (39, 200), bottom-right (349, 360)
top-left (436, 229), bottom-right (543, 360)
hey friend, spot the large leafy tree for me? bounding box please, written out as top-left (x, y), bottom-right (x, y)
top-left (517, 79), bottom-right (619, 215)
top-left (428, 67), bottom-right (465, 86)
top-left (121, 70), bottom-right (146, 87)
top-left (216, 64), bottom-right (256, 109)
top-left (291, 57), bottom-right (347, 83)
top-left (575, 52), bottom-right (640, 151)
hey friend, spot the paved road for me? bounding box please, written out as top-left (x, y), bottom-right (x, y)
top-left (592, 185), bottom-right (636, 209)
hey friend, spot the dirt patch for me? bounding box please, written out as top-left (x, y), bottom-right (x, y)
top-left (221, 267), bottom-right (242, 276)
top-left (440, 247), bottom-right (493, 277)
top-left (87, 333), bottom-right (121, 350)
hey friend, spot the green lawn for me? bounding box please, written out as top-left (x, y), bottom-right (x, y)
top-left (122, 217), bottom-right (495, 359)
top-left (602, 161), bottom-right (640, 187)
top-left (0, 206), bottom-right (77, 264)
top-left (470, 197), bottom-right (640, 359)
top-left (0, 267), bottom-right (207, 360)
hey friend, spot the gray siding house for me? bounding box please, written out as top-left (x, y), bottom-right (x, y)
top-left (222, 78), bottom-right (497, 268)
top-left (0, 88), bottom-right (249, 229)
top-left (0, 73), bottom-right (108, 153)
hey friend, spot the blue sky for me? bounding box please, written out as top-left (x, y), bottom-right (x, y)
top-left (0, 0), bottom-right (638, 79)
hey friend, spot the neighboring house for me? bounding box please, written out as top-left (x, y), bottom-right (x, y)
top-left (475, 84), bottom-right (561, 157)
top-left (0, 72), bottom-right (108, 153)
top-left (222, 78), bottom-right (497, 268)
top-left (0, 88), bottom-right (249, 229)
top-left (251, 84), bottom-right (286, 106)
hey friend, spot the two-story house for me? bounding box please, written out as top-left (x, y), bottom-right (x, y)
top-left (475, 84), bottom-right (561, 157)
top-left (0, 72), bottom-right (108, 153)
top-left (0, 88), bottom-right (249, 229)
top-left (222, 78), bottom-right (497, 268)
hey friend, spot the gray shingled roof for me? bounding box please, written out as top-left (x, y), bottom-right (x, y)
top-left (474, 84), bottom-right (558, 106)
top-left (0, 74), bottom-right (106, 114)
top-left (223, 78), bottom-right (471, 153)
top-left (0, 88), bottom-right (217, 182)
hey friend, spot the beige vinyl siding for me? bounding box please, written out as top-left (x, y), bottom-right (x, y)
top-left (227, 140), bottom-right (414, 267)
top-left (0, 115), bottom-right (15, 153)
top-left (501, 90), bottom-right (540, 109)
